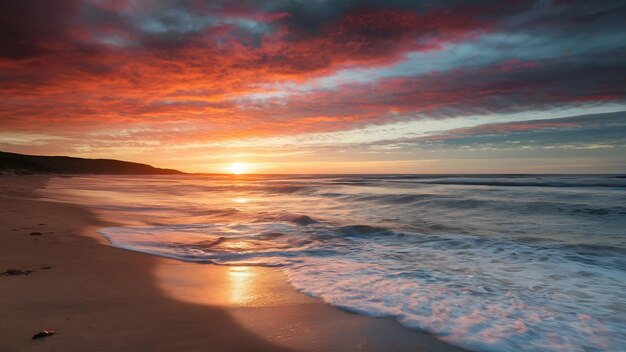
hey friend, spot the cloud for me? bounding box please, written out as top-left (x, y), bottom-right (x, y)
top-left (367, 111), bottom-right (626, 151)
top-left (1, 0), bottom-right (626, 169)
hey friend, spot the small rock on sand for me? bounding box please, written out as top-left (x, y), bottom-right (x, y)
top-left (2, 269), bottom-right (33, 276)
top-left (32, 330), bottom-right (56, 339)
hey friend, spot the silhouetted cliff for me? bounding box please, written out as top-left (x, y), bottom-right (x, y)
top-left (0, 151), bottom-right (184, 175)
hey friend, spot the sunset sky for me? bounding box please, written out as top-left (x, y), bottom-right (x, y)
top-left (1, 0), bottom-right (625, 173)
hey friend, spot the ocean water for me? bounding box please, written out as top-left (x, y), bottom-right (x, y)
top-left (42, 174), bottom-right (626, 352)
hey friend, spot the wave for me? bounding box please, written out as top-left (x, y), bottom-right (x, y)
top-left (98, 222), bottom-right (626, 352)
top-left (316, 192), bottom-right (626, 218)
top-left (253, 212), bottom-right (319, 226)
top-left (413, 178), bottom-right (626, 188)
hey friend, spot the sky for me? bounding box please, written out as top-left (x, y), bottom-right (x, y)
top-left (1, 0), bottom-right (625, 174)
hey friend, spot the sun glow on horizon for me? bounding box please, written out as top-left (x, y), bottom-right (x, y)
top-left (228, 162), bottom-right (249, 174)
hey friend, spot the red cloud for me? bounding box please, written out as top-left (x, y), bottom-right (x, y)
top-left (0, 2), bottom-right (493, 139)
top-left (1, 0), bottom-right (624, 150)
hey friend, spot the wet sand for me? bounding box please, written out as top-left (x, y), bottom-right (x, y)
top-left (0, 176), bottom-right (465, 351)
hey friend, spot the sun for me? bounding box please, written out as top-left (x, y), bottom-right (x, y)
top-left (228, 162), bottom-right (249, 175)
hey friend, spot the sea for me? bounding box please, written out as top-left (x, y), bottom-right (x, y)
top-left (41, 174), bottom-right (626, 352)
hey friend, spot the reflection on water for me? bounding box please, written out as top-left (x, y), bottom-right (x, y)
top-left (228, 266), bottom-right (256, 305)
top-left (153, 261), bottom-right (309, 308)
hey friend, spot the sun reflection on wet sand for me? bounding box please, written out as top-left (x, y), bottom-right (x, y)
top-left (150, 258), bottom-right (447, 352)
top-left (153, 259), bottom-right (309, 308)
top-left (228, 266), bottom-right (256, 305)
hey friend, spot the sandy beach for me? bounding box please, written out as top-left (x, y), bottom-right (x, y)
top-left (0, 176), bottom-right (465, 352)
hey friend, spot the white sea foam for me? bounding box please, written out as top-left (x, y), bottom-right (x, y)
top-left (98, 222), bottom-right (626, 352)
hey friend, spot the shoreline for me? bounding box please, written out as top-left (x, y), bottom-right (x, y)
top-left (0, 175), bottom-right (465, 351)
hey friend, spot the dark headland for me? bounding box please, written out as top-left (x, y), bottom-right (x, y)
top-left (0, 151), bottom-right (184, 175)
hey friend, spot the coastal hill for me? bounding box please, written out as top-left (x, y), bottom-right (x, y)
top-left (0, 151), bottom-right (184, 175)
